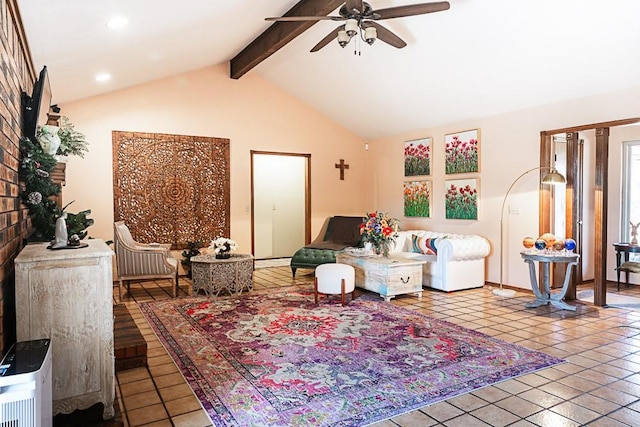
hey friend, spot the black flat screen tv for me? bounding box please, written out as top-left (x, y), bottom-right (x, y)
top-left (22, 65), bottom-right (52, 142)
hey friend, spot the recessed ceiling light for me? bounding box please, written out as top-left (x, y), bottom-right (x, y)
top-left (95, 73), bottom-right (111, 82)
top-left (106, 16), bottom-right (128, 29)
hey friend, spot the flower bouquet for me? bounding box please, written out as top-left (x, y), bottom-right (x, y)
top-left (359, 211), bottom-right (399, 257)
top-left (209, 237), bottom-right (238, 259)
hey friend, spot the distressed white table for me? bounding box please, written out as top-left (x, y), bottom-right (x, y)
top-left (15, 239), bottom-right (115, 419)
top-left (521, 251), bottom-right (580, 311)
top-left (336, 253), bottom-right (424, 301)
top-left (190, 253), bottom-right (254, 296)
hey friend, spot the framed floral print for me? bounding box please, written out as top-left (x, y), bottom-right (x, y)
top-left (444, 129), bottom-right (479, 174)
top-left (404, 180), bottom-right (431, 217)
top-left (445, 178), bottom-right (478, 220)
top-left (404, 137), bottom-right (431, 176)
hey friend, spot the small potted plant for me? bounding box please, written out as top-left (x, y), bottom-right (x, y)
top-left (181, 240), bottom-right (203, 278)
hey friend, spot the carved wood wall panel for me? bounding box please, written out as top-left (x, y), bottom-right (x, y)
top-left (113, 131), bottom-right (230, 249)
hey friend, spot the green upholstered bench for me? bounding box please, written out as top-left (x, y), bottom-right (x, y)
top-left (290, 216), bottom-right (363, 277)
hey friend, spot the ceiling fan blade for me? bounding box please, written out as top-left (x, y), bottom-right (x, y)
top-left (310, 25), bottom-right (345, 52)
top-left (363, 22), bottom-right (407, 48)
top-left (374, 1), bottom-right (450, 20)
top-left (345, 0), bottom-right (365, 13)
top-left (265, 15), bottom-right (343, 22)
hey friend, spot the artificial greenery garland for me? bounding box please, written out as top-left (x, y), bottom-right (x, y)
top-left (19, 136), bottom-right (94, 241)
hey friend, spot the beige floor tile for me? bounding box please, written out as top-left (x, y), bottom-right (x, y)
top-left (469, 404), bottom-right (520, 427)
top-left (171, 409), bottom-right (212, 427)
top-left (122, 389), bottom-right (162, 411)
top-left (120, 378), bottom-right (156, 397)
top-left (550, 401), bottom-right (601, 425)
top-left (165, 395), bottom-right (203, 417)
top-left (494, 396), bottom-right (543, 418)
top-left (392, 409), bottom-right (437, 426)
top-left (154, 372), bottom-right (187, 389)
top-left (127, 403), bottom-right (169, 426)
top-left (421, 401), bottom-right (465, 422)
top-left (158, 383), bottom-right (196, 401)
top-left (446, 393), bottom-right (488, 412)
top-left (526, 409), bottom-right (580, 427)
top-left (117, 367), bottom-right (151, 384)
top-left (570, 393), bottom-right (621, 415)
top-left (443, 413), bottom-right (491, 426)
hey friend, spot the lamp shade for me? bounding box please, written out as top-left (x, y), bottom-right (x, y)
top-left (542, 169), bottom-right (566, 184)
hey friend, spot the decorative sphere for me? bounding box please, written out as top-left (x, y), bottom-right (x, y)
top-left (540, 233), bottom-right (557, 248)
top-left (564, 238), bottom-right (577, 251)
top-left (552, 240), bottom-right (565, 251)
top-left (523, 237), bottom-right (535, 248)
top-left (534, 239), bottom-right (547, 250)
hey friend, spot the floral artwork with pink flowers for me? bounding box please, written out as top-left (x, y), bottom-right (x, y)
top-left (444, 129), bottom-right (479, 174)
top-left (404, 137), bottom-right (431, 176)
top-left (445, 178), bottom-right (478, 220)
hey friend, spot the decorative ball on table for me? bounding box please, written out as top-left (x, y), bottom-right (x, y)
top-left (522, 237), bottom-right (535, 249)
top-left (534, 239), bottom-right (547, 251)
top-left (539, 233), bottom-right (557, 249)
top-left (564, 238), bottom-right (577, 252)
top-left (552, 240), bottom-right (565, 251)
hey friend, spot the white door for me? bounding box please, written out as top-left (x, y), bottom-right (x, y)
top-left (252, 153), bottom-right (308, 259)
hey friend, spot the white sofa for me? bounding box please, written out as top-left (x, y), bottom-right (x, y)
top-left (389, 230), bottom-right (490, 292)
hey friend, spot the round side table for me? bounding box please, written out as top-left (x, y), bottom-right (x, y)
top-left (520, 251), bottom-right (580, 311)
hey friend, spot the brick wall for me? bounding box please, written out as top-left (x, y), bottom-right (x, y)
top-left (0, 0), bottom-right (35, 354)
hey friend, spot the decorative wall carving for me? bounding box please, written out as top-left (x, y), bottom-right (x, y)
top-left (113, 131), bottom-right (230, 249)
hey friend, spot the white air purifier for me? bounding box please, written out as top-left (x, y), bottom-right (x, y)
top-left (0, 339), bottom-right (52, 427)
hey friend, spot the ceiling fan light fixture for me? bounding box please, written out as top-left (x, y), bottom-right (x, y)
top-left (337, 30), bottom-right (350, 47)
top-left (345, 19), bottom-right (358, 37)
top-left (364, 26), bottom-right (377, 45)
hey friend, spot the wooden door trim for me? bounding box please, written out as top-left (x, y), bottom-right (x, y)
top-left (540, 118), bottom-right (640, 306)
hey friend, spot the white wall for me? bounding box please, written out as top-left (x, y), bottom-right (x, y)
top-left (368, 87), bottom-right (640, 290)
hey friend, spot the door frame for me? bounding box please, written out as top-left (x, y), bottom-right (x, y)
top-left (250, 150), bottom-right (311, 257)
top-left (540, 117), bottom-right (640, 307)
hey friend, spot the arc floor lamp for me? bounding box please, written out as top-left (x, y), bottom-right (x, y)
top-left (494, 166), bottom-right (566, 297)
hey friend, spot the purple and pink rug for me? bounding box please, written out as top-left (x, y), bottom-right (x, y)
top-left (139, 290), bottom-right (563, 426)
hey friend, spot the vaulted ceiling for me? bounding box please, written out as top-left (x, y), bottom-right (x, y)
top-left (16, 0), bottom-right (640, 139)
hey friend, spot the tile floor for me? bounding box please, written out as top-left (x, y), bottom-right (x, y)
top-left (113, 267), bottom-right (640, 426)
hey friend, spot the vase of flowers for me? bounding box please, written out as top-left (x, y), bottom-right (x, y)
top-left (209, 237), bottom-right (238, 259)
top-left (359, 211), bottom-right (399, 257)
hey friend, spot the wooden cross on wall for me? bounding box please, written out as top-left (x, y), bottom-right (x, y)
top-left (335, 159), bottom-right (349, 180)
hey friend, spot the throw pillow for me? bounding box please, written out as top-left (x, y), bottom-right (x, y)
top-left (411, 235), bottom-right (440, 255)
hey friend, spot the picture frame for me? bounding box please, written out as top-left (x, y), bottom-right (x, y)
top-left (445, 178), bottom-right (478, 220)
top-left (444, 129), bottom-right (479, 174)
top-left (404, 180), bottom-right (431, 217)
top-left (404, 137), bottom-right (431, 176)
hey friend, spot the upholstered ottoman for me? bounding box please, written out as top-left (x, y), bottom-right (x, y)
top-left (290, 247), bottom-right (337, 277)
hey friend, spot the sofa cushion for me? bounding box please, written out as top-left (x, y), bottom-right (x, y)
top-left (411, 234), bottom-right (442, 255)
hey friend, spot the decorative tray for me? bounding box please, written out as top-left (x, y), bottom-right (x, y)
top-left (46, 243), bottom-right (89, 250)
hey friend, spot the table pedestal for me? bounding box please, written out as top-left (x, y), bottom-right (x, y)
top-left (521, 252), bottom-right (580, 311)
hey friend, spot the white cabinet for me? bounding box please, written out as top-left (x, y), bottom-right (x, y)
top-left (15, 239), bottom-right (115, 419)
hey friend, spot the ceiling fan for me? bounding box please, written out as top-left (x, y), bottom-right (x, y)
top-left (265, 1), bottom-right (450, 52)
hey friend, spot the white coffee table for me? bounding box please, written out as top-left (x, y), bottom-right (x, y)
top-left (336, 253), bottom-right (424, 301)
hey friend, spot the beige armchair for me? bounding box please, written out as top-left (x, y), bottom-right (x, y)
top-left (113, 221), bottom-right (179, 299)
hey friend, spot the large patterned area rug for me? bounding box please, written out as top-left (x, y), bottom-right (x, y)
top-left (140, 290), bottom-right (564, 426)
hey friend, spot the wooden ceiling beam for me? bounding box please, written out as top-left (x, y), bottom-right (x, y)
top-left (230, 0), bottom-right (344, 79)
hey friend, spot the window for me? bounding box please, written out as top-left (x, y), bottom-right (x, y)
top-left (622, 140), bottom-right (640, 252)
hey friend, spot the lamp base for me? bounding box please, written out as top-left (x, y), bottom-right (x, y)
top-left (492, 288), bottom-right (517, 298)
